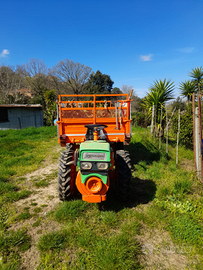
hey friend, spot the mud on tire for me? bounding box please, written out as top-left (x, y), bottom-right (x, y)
top-left (58, 143), bottom-right (76, 201)
top-left (116, 149), bottom-right (132, 201)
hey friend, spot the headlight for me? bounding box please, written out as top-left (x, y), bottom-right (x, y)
top-left (97, 162), bottom-right (108, 170)
top-left (82, 152), bottom-right (107, 160)
top-left (81, 162), bottom-right (92, 170)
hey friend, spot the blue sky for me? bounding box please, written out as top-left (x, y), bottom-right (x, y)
top-left (1, 0), bottom-right (203, 98)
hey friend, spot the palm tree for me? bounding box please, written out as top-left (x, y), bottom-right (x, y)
top-left (143, 79), bottom-right (175, 110)
top-left (179, 80), bottom-right (195, 103)
top-left (143, 79), bottom-right (175, 135)
top-left (189, 66), bottom-right (203, 93)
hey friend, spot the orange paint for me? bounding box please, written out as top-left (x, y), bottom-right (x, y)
top-left (58, 94), bottom-right (132, 146)
top-left (93, 130), bottom-right (98, 141)
top-left (76, 170), bottom-right (109, 203)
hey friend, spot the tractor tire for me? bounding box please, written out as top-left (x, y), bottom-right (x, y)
top-left (58, 143), bottom-right (76, 201)
top-left (116, 149), bottom-right (132, 201)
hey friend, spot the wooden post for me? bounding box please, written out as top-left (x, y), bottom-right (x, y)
top-left (154, 105), bottom-right (156, 144)
top-left (166, 107), bottom-right (176, 156)
top-left (197, 94), bottom-right (203, 182)
top-left (159, 105), bottom-right (162, 150)
top-left (166, 106), bottom-right (168, 156)
top-left (195, 107), bottom-right (201, 179)
top-left (192, 92), bottom-right (196, 170)
top-left (151, 105), bottom-right (155, 135)
top-left (176, 109), bottom-right (180, 167)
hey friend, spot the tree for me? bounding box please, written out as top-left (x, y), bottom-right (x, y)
top-left (172, 103), bottom-right (193, 148)
top-left (121, 85), bottom-right (133, 95)
top-left (143, 79), bottom-right (175, 134)
top-left (44, 89), bottom-right (57, 126)
top-left (84, 70), bottom-right (114, 94)
top-left (179, 80), bottom-right (195, 103)
top-left (189, 66), bottom-right (203, 93)
top-left (24, 58), bottom-right (48, 77)
top-left (171, 96), bottom-right (187, 112)
top-left (143, 79), bottom-right (174, 109)
top-left (0, 65), bottom-right (27, 104)
top-left (111, 87), bottom-right (122, 94)
top-left (23, 58), bottom-right (49, 96)
top-left (50, 59), bottom-right (92, 95)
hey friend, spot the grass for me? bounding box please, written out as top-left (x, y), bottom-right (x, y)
top-left (32, 170), bottom-right (58, 188)
top-left (37, 203), bottom-right (142, 270)
top-left (0, 126), bottom-right (58, 207)
top-left (0, 126), bottom-right (58, 182)
top-left (0, 126), bottom-right (60, 269)
top-left (0, 228), bottom-right (31, 270)
top-left (1, 125), bottom-right (203, 269)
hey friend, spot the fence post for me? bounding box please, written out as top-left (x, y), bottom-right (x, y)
top-left (192, 93), bottom-right (196, 170)
top-left (176, 109), bottom-right (180, 167)
top-left (159, 105), bottom-right (162, 150)
top-left (195, 107), bottom-right (201, 179)
top-left (154, 105), bottom-right (156, 144)
top-left (197, 94), bottom-right (203, 182)
top-left (166, 106), bottom-right (168, 156)
top-left (151, 105), bottom-right (155, 135)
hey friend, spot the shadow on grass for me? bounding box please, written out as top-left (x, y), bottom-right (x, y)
top-left (100, 177), bottom-right (156, 212)
top-left (126, 141), bottom-right (160, 166)
top-left (99, 140), bottom-right (159, 211)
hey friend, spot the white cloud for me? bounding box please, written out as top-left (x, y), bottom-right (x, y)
top-left (140, 54), bottom-right (153, 61)
top-left (0, 49), bottom-right (10, 58)
top-left (177, 47), bottom-right (195, 53)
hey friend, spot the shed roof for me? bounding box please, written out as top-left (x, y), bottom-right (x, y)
top-left (0, 104), bottom-right (42, 108)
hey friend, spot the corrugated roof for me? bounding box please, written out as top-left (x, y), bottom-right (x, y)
top-left (0, 104), bottom-right (42, 108)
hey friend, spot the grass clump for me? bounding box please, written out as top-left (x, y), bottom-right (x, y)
top-left (32, 170), bottom-right (58, 188)
top-left (54, 200), bottom-right (89, 221)
top-left (168, 215), bottom-right (203, 245)
top-left (37, 230), bottom-right (68, 251)
top-left (16, 212), bottom-right (32, 221)
top-left (0, 229), bottom-right (31, 269)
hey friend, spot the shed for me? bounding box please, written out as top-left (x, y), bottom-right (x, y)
top-left (0, 104), bottom-right (43, 130)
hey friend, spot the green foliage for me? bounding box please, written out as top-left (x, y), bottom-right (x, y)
top-left (171, 103), bottom-right (193, 148)
top-left (189, 66), bottom-right (203, 92)
top-left (84, 70), bottom-right (114, 94)
top-left (132, 111), bottom-right (151, 127)
top-left (171, 96), bottom-right (187, 112)
top-left (142, 79), bottom-right (175, 133)
top-left (111, 87), bottom-right (122, 94)
top-left (179, 80), bottom-right (195, 102)
top-left (44, 89), bottom-right (57, 126)
top-left (143, 79), bottom-right (175, 109)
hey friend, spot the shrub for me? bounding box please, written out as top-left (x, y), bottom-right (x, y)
top-left (171, 103), bottom-right (193, 148)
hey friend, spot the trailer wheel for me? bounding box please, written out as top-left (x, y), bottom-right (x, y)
top-left (116, 150), bottom-right (132, 201)
top-left (58, 144), bottom-right (76, 201)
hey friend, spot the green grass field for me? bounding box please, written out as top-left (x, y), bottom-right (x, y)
top-left (0, 126), bottom-right (202, 269)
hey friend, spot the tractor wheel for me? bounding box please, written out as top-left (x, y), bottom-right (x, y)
top-left (58, 144), bottom-right (76, 201)
top-left (116, 149), bottom-right (132, 201)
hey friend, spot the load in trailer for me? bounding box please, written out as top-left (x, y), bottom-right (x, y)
top-left (57, 93), bottom-right (132, 203)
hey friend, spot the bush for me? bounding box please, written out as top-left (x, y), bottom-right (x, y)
top-left (132, 111), bottom-right (151, 128)
top-left (171, 103), bottom-right (193, 148)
